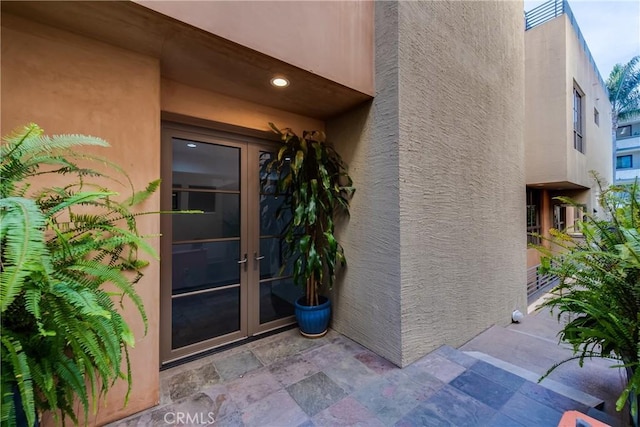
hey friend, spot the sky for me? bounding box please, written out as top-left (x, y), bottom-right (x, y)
top-left (524, 0), bottom-right (640, 81)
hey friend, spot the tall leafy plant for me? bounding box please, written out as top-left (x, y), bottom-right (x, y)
top-left (263, 124), bottom-right (354, 307)
top-left (1, 124), bottom-right (158, 426)
top-left (537, 174), bottom-right (640, 423)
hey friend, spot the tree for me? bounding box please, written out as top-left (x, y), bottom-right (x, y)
top-left (607, 55), bottom-right (640, 131)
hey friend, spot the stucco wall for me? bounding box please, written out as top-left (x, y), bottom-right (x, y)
top-left (396, 1), bottom-right (526, 366)
top-left (136, 0), bottom-right (374, 96)
top-left (525, 17), bottom-right (568, 185)
top-left (161, 79), bottom-right (324, 134)
top-left (328, 1), bottom-right (526, 367)
top-left (564, 17), bottom-right (613, 191)
top-left (525, 15), bottom-right (612, 191)
top-left (327, 1), bottom-right (403, 365)
top-left (1, 14), bottom-right (161, 425)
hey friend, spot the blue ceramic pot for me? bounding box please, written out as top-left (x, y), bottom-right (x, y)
top-left (294, 296), bottom-right (331, 337)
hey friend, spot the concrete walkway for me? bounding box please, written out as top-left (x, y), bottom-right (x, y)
top-left (109, 307), bottom-right (627, 427)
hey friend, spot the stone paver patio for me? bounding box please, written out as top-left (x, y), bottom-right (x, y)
top-left (109, 327), bottom-right (599, 427)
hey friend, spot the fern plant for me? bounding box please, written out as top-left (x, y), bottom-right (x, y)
top-left (1, 124), bottom-right (158, 426)
top-left (263, 123), bottom-right (354, 307)
top-left (537, 173), bottom-right (640, 425)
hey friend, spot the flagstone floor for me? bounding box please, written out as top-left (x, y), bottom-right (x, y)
top-left (107, 327), bottom-right (599, 427)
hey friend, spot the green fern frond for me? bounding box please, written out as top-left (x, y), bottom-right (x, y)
top-left (1, 336), bottom-right (36, 427)
top-left (0, 197), bottom-right (52, 312)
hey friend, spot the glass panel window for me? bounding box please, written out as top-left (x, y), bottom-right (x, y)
top-left (173, 193), bottom-right (240, 241)
top-left (617, 155), bottom-right (633, 169)
top-left (526, 189), bottom-right (541, 245)
top-left (617, 125), bottom-right (632, 139)
top-left (259, 278), bottom-right (301, 324)
top-left (171, 287), bottom-right (240, 349)
top-left (172, 241), bottom-right (240, 294)
top-left (573, 87), bottom-right (584, 153)
top-left (173, 138), bottom-right (240, 191)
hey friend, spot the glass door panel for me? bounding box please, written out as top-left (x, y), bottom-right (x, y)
top-left (170, 137), bottom-right (244, 351)
top-left (255, 151), bottom-right (301, 327)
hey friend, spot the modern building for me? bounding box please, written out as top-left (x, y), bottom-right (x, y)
top-left (615, 118), bottom-right (640, 185)
top-left (523, 0), bottom-right (613, 299)
top-left (2, 1), bottom-right (526, 424)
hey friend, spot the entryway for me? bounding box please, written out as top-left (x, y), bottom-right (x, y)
top-left (160, 123), bottom-right (301, 365)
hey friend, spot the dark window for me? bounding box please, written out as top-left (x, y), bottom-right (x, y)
top-left (526, 189), bottom-right (541, 245)
top-left (616, 125), bottom-right (632, 139)
top-left (573, 87), bottom-right (584, 153)
top-left (594, 108), bottom-right (599, 126)
top-left (617, 155), bottom-right (633, 169)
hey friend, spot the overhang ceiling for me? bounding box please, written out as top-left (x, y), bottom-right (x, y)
top-left (1, 1), bottom-right (372, 120)
top-left (526, 181), bottom-right (589, 191)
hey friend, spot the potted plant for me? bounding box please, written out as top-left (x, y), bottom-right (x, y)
top-left (263, 123), bottom-right (354, 337)
top-left (1, 124), bottom-right (158, 426)
top-left (536, 174), bottom-right (639, 426)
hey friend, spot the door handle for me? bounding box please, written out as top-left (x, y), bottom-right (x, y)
top-left (254, 253), bottom-right (265, 261)
top-left (237, 254), bottom-right (248, 264)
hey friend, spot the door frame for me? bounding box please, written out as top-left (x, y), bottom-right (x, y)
top-left (160, 122), bottom-right (296, 366)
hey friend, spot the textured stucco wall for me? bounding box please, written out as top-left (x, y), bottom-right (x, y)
top-left (525, 17), bottom-right (569, 185)
top-left (396, 1), bottom-right (526, 366)
top-left (136, 0), bottom-right (374, 95)
top-left (525, 15), bottom-right (612, 192)
top-left (1, 14), bottom-right (161, 425)
top-left (563, 16), bottom-right (613, 193)
top-left (327, 1), bottom-right (403, 365)
top-left (328, 1), bottom-right (526, 367)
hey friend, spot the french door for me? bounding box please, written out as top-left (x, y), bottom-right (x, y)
top-left (160, 124), bottom-right (300, 365)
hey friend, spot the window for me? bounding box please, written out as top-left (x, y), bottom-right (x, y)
top-left (616, 125), bottom-right (632, 139)
top-left (617, 155), bottom-right (633, 169)
top-left (594, 108), bottom-right (599, 126)
top-left (554, 203), bottom-right (585, 234)
top-left (526, 189), bottom-right (541, 245)
top-left (573, 87), bottom-right (584, 153)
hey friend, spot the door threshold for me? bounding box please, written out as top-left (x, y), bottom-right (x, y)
top-left (160, 323), bottom-right (297, 370)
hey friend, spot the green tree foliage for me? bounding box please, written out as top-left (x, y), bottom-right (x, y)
top-left (0, 124), bottom-right (158, 426)
top-left (263, 124), bottom-right (354, 307)
top-left (537, 174), bottom-right (640, 421)
top-left (607, 55), bottom-right (640, 129)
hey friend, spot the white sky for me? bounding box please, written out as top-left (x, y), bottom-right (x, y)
top-left (524, 0), bottom-right (640, 81)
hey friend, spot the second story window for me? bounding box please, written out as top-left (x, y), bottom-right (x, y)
top-left (616, 125), bottom-right (632, 139)
top-left (573, 87), bottom-right (584, 153)
top-left (617, 155), bottom-right (633, 169)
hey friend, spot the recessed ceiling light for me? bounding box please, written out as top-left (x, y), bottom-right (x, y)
top-left (271, 77), bottom-right (289, 88)
top-left (187, 143), bottom-right (197, 148)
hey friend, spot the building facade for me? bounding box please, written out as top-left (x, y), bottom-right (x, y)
top-left (615, 118), bottom-right (640, 185)
top-left (1, 1), bottom-right (526, 424)
top-left (523, 0), bottom-right (613, 297)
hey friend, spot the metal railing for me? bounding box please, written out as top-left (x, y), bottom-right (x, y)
top-left (524, 0), bottom-right (608, 97)
top-left (527, 264), bottom-right (560, 303)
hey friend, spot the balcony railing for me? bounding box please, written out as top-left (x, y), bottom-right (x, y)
top-left (616, 135), bottom-right (640, 150)
top-left (527, 264), bottom-right (560, 304)
top-left (524, 0), bottom-right (607, 96)
top-left (616, 168), bottom-right (640, 182)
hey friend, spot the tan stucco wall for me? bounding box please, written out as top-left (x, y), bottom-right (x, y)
top-left (525, 15), bottom-right (613, 193)
top-left (327, 1), bottom-right (402, 365)
top-left (564, 18), bottom-right (613, 194)
top-left (136, 0), bottom-right (374, 96)
top-left (329, 1), bottom-right (526, 367)
top-left (396, 0), bottom-right (526, 366)
top-left (161, 79), bottom-right (324, 134)
top-left (1, 14), bottom-right (161, 425)
top-left (525, 17), bottom-right (569, 185)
